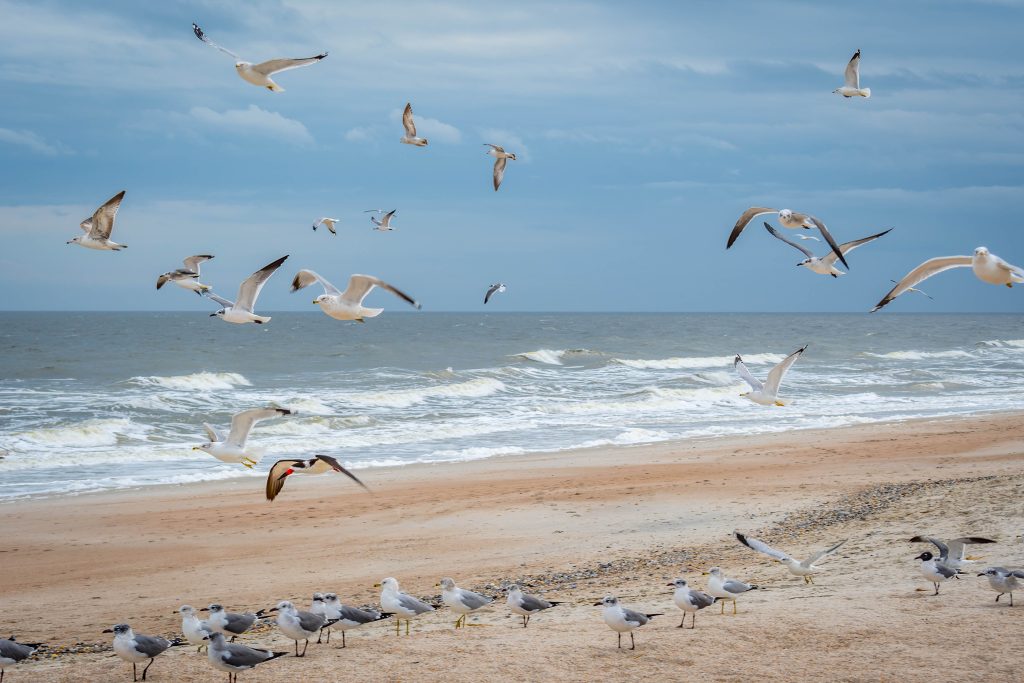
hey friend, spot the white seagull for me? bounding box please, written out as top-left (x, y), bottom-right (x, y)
top-left (735, 532), bottom-right (847, 584)
top-left (506, 585), bottom-right (561, 628)
top-left (369, 209), bottom-right (397, 231)
top-left (910, 535), bottom-right (997, 571)
top-left (178, 606), bottom-right (213, 653)
top-left (667, 578), bottom-right (716, 629)
top-left (978, 567), bottom-right (1024, 607)
top-left (704, 567), bottom-right (758, 614)
top-left (193, 407), bottom-right (292, 468)
top-left (192, 23), bottom-right (327, 92)
top-left (833, 49), bottom-right (871, 98)
top-left (67, 191), bottom-right (128, 251)
top-left (376, 577), bottom-right (435, 635)
top-left (734, 345), bottom-right (807, 406)
top-left (208, 255), bottom-right (288, 324)
top-left (439, 578), bottom-right (493, 628)
top-left (764, 223), bottom-right (891, 277)
top-left (322, 593), bottom-right (392, 647)
top-left (727, 207), bottom-right (847, 267)
top-left (206, 632), bottom-right (286, 683)
top-left (484, 282), bottom-right (506, 304)
top-left (291, 270), bottom-right (421, 322)
top-left (200, 604), bottom-right (263, 642)
top-left (594, 596), bottom-right (661, 650)
top-left (265, 454), bottom-right (369, 501)
top-left (266, 601), bottom-right (331, 658)
top-left (312, 217), bottom-right (339, 235)
top-left (156, 255), bottom-right (214, 295)
top-left (873, 248), bottom-right (1023, 311)
top-left (400, 102), bottom-right (428, 146)
top-left (484, 144), bottom-right (517, 191)
top-left (104, 623), bottom-right (181, 682)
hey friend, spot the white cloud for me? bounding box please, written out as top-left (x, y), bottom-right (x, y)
top-left (0, 127), bottom-right (69, 155)
top-left (344, 126), bottom-right (377, 142)
top-left (183, 105), bottom-right (314, 145)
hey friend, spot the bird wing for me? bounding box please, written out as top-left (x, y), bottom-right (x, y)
top-left (807, 215), bottom-right (849, 269)
top-left (733, 355), bottom-right (764, 392)
top-left (340, 274), bottom-right (420, 309)
top-left (290, 269), bottom-right (340, 295)
top-left (763, 223), bottom-right (814, 259)
top-left (872, 256), bottom-right (973, 311)
top-left (324, 219), bottom-right (337, 235)
top-left (313, 454), bottom-right (371, 492)
top-left (804, 539), bottom-right (848, 566)
top-left (722, 579), bottom-right (753, 594)
top-left (235, 255), bottom-right (288, 312)
top-left (910, 535), bottom-right (950, 563)
top-left (402, 102), bottom-right (417, 137)
top-left (202, 422), bottom-right (224, 442)
top-left (844, 49), bottom-right (861, 89)
top-left (947, 537), bottom-right (997, 562)
top-left (727, 207), bottom-right (776, 248)
top-left (88, 191), bottom-right (125, 239)
top-left (192, 23), bottom-right (241, 60)
top-left (493, 156), bottom-right (507, 191)
top-left (223, 642), bottom-right (275, 667)
top-left (398, 593), bottom-right (435, 614)
top-left (132, 635), bottom-right (171, 658)
top-left (518, 593), bottom-right (553, 612)
top-left (226, 408), bottom-right (290, 448)
top-left (265, 459), bottom-right (303, 501)
top-left (734, 531), bottom-right (791, 561)
top-left (208, 293), bottom-right (234, 308)
top-left (182, 254), bottom-right (213, 274)
top-left (252, 54), bottom-right (327, 76)
top-left (457, 589), bottom-right (492, 610)
top-left (620, 608), bottom-right (649, 626)
top-left (821, 229), bottom-right (892, 266)
top-left (297, 610), bottom-right (326, 632)
top-left (691, 591), bottom-right (716, 608)
top-left (156, 273), bottom-right (170, 290)
top-left (483, 143), bottom-right (505, 154)
top-left (765, 344), bottom-right (807, 395)
top-left (484, 283), bottom-right (501, 304)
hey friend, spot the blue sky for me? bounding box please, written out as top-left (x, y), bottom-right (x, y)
top-left (1, 0), bottom-right (1022, 312)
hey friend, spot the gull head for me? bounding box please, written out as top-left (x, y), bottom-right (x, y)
top-left (508, 153), bottom-right (518, 161)
top-left (379, 577), bottom-right (399, 591)
top-left (104, 624), bottom-right (131, 636)
top-left (594, 595), bottom-right (618, 607)
top-left (234, 61), bottom-right (251, 70)
top-left (506, 584), bottom-right (520, 593)
top-left (705, 567), bottom-right (723, 577)
top-left (313, 294), bottom-right (330, 305)
top-left (273, 600), bottom-right (295, 613)
top-left (66, 236), bottom-right (80, 245)
top-left (668, 578), bottom-right (688, 588)
top-left (210, 309), bottom-right (225, 318)
top-left (978, 568), bottom-right (1000, 577)
top-left (206, 604), bottom-right (224, 614)
top-left (778, 209), bottom-right (793, 221)
top-left (439, 577), bottom-right (456, 591)
top-left (179, 605), bottom-right (196, 616)
top-left (194, 442), bottom-right (213, 453)
top-left (915, 552), bottom-right (933, 562)
top-left (797, 258), bottom-right (812, 268)
top-left (974, 246), bottom-right (990, 259)
top-left (312, 592), bottom-right (324, 603)
top-left (324, 593), bottom-right (338, 602)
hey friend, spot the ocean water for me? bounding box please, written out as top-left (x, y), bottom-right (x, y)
top-left (1, 312), bottom-right (1022, 499)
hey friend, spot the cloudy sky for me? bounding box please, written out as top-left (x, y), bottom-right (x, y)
top-left (1, 0), bottom-right (1022, 312)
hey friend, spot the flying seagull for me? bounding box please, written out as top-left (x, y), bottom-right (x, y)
top-left (265, 455), bottom-right (369, 501)
top-left (291, 270), bottom-right (421, 322)
top-left (192, 23), bottom-right (327, 92)
top-left (376, 577), bottom-right (435, 635)
top-left (157, 255), bottom-right (214, 295)
top-left (833, 49), bottom-right (871, 98)
top-left (400, 102), bottom-right (428, 146)
top-left (734, 531), bottom-right (847, 583)
top-left (734, 345), bottom-right (807, 406)
top-left (506, 585), bottom-right (561, 628)
top-left (484, 283), bottom-right (506, 304)
top-left (206, 632), bottom-right (286, 683)
top-left (0, 637), bottom-right (43, 682)
top-left (104, 624), bottom-right (182, 682)
top-left (439, 578), bottom-right (493, 629)
top-left (764, 223), bottom-right (891, 277)
top-left (312, 217), bottom-right (339, 235)
top-left (978, 567), bottom-right (1024, 607)
top-left (321, 593), bottom-right (392, 647)
top-left (208, 255), bottom-right (288, 324)
top-left (594, 596), bottom-right (661, 650)
top-left (727, 207), bottom-right (847, 267)
top-left (872, 248), bottom-right (1023, 311)
top-left (193, 407), bottom-right (292, 468)
top-left (703, 567), bottom-right (758, 615)
top-left (910, 536), bottom-right (997, 571)
top-left (667, 578), bottom-right (715, 629)
top-left (369, 209), bottom-right (397, 231)
top-left (484, 144), bottom-right (517, 191)
top-left (67, 191), bottom-right (128, 251)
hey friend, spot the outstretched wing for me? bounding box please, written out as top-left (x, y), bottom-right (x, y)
top-left (764, 223), bottom-right (814, 259)
top-left (291, 269), bottom-right (340, 295)
top-left (226, 407), bottom-right (291, 448)
top-left (821, 229), bottom-right (891, 266)
top-left (252, 54), bottom-right (328, 76)
top-left (483, 143), bottom-right (505, 154)
top-left (807, 216), bottom-right (848, 269)
top-left (872, 256), bottom-right (972, 311)
top-left (402, 102), bottom-right (417, 137)
top-left (183, 254), bottom-right (214, 274)
top-left (192, 23), bottom-right (241, 60)
top-left (727, 207), bottom-right (776, 249)
top-left (265, 459), bottom-right (303, 501)
top-left (484, 283), bottom-right (501, 304)
top-left (947, 537), bottom-right (997, 562)
top-left (493, 156), bottom-right (508, 191)
top-left (88, 191), bottom-right (126, 239)
top-left (236, 255), bottom-right (288, 312)
top-left (804, 539), bottom-right (848, 566)
top-left (844, 49), bottom-right (861, 89)
top-left (735, 531), bottom-right (791, 561)
top-left (208, 293), bottom-right (234, 308)
top-left (340, 275), bottom-right (420, 309)
top-left (734, 355), bottom-right (764, 392)
top-left (202, 422), bottom-right (224, 442)
top-left (314, 454), bottom-right (371, 492)
top-left (764, 345), bottom-right (807, 395)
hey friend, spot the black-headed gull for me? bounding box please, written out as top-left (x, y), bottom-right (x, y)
top-left (193, 407), bottom-right (292, 468)
top-left (594, 596), bottom-right (661, 650)
top-left (703, 567), bottom-right (758, 614)
top-left (156, 255), bottom-right (214, 295)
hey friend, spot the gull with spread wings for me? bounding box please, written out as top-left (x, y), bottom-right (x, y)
top-left (193, 407), bottom-right (292, 468)
top-left (400, 103), bottom-right (428, 146)
top-left (764, 223), bottom-right (891, 277)
top-left (872, 247), bottom-right (1022, 311)
top-left (291, 270), bottom-right (421, 322)
top-left (484, 144), bottom-right (517, 191)
top-left (727, 207), bottom-right (848, 268)
top-left (735, 532), bottom-right (847, 584)
top-left (192, 22), bottom-right (327, 92)
top-left (833, 49), bottom-right (871, 98)
top-left (67, 191), bottom-right (128, 251)
top-left (208, 255), bottom-right (288, 324)
top-left (266, 454), bottom-right (369, 501)
top-left (157, 254), bottom-right (214, 295)
top-left (734, 345), bottom-right (807, 406)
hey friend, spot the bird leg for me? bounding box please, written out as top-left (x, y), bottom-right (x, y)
top-left (1010, 593), bottom-right (1014, 607)
top-left (720, 600), bottom-right (725, 615)
top-left (341, 631), bottom-right (346, 648)
top-left (630, 632), bottom-right (636, 650)
top-left (933, 583), bottom-right (940, 596)
top-left (300, 639), bottom-right (309, 657)
top-left (405, 619), bottom-right (410, 636)
top-left (141, 658), bottom-right (154, 681)
top-left (996, 593), bottom-right (1002, 602)
top-left (733, 600), bottom-right (738, 615)
top-left (678, 615), bottom-right (685, 628)
top-left (617, 632), bottom-right (621, 649)
top-left (395, 619), bottom-right (400, 636)
top-left (294, 640), bottom-right (299, 657)
top-left (317, 628), bottom-right (323, 644)
top-left (809, 575), bottom-right (815, 585)
top-left (690, 613), bottom-right (697, 629)
top-left (523, 615), bottom-right (528, 628)
top-left (325, 628), bottom-right (331, 644)
top-left (132, 663), bottom-right (138, 682)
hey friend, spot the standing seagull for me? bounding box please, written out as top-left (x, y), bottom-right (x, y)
top-left (484, 144), bottom-right (517, 191)
top-left (667, 579), bottom-right (716, 629)
top-left (439, 578), bottom-right (493, 628)
top-left (377, 577), bottom-right (435, 635)
top-left (484, 282), bottom-right (506, 304)
top-left (266, 601), bottom-right (331, 657)
top-left (909, 536), bottom-right (997, 571)
top-left (193, 407), bottom-right (292, 468)
top-left (0, 637), bottom-right (42, 682)
top-left (201, 605), bottom-right (263, 641)
top-left (265, 454), bottom-right (369, 501)
top-left (291, 270), bottom-right (421, 322)
top-left (206, 632), bottom-right (286, 683)
top-left (914, 551), bottom-right (958, 595)
top-left (734, 345), bottom-right (807, 406)
top-left (192, 23), bottom-right (327, 92)
top-left (833, 49), bottom-right (871, 98)
top-left (178, 605), bottom-right (212, 653)
top-left (727, 207), bottom-right (847, 267)
top-left (734, 532), bottom-right (847, 584)
top-left (400, 103), bottom-right (428, 146)
top-left (312, 217), bottom-right (339, 235)
top-left (208, 255), bottom-right (288, 324)
top-left (506, 585), bottom-right (561, 628)
top-left (764, 223), bottom-right (891, 277)
top-left (67, 190), bottom-right (128, 251)
top-left (369, 209), bottom-right (397, 231)
top-left (322, 593), bottom-right (392, 647)
top-left (104, 624), bottom-right (181, 682)
top-left (978, 567), bottom-right (1024, 606)
top-left (872, 248), bottom-right (1023, 311)
top-left (157, 255), bottom-right (214, 295)
top-left (594, 596), bottom-right (661, 650)
top-left (704, 567), bottom-right (758, 614)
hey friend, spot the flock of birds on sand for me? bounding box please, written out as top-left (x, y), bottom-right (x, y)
top-left (7, 17), bottom-right (1021, 683)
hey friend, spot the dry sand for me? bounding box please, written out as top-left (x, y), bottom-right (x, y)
top-left (2, 413), bottom-right (1023, 682)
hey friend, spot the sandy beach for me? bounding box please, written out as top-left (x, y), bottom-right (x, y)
top-left (3, 412), bottom-right (1023, 682)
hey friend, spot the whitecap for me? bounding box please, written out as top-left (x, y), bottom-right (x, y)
top-left (612, 352), bottom-right (784, 370)
top-left (130, 372), bottom-right (252, 391)
top-left (354, 377), bottom-right (505, 408)
top-left (865, 350), bottom-right (973, 361)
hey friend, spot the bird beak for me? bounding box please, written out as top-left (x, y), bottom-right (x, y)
top-left (592, 601), bottom-right (603, 607)
top-left (977, 572), bottom-right (986, 576)
top-left (209, 313), bottom-right (217, 317)
top-left (66, 240), bottom-right (73, 245)
top-left (701, 572), bottom-right (709, 576)
top-left (666, 583), bottom-right (675, 587)
top-left (312, 299), bottom-right (318, 304)
top-left (192, 446), bottom-right (200, 451)
top-left (265, 607), bottom-right (278, 613)
top-left (202, 635), bottom-right (210, 641)
top-left (102, 629), bottom-right (113, 633)
top-left (198, 608), bottom-right (209, 612)
top-left (373, 583), bottom-right (382, 588)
